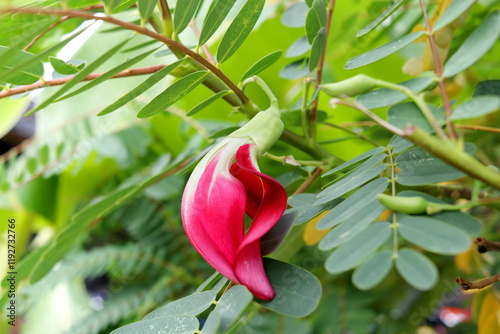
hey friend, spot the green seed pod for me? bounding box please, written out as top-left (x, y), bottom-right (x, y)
top-left (320, 74), bottom-right (377, 97)
top-left (377, 194), bottom-right (429, 214)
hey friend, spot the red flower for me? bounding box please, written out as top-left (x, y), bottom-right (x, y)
top-left (181, 135), bottom-right (287, 300)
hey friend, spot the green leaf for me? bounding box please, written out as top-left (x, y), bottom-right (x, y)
top-left (103, 0), bottom-right (123, 12)
top-left (356, 0), bottom-right (405, 37)
top-left (281, 109), bottom-right (327, 127)
top-left (199, 0), bottom-right (237, 46)
top-left (352, 250), bottom-right (393, 290)
top-left (396, 143), bottom-right (475, 185)
top-left (138, 0), bottom-right (158, 21)
top-left (57, 47), bottom-right (160, 101)
top-left (216, 0), bottom-right (266, 63)
top-left (174, 0), bottom-right (200, 34)
top-left (399, 215), bottom-right (470, 255)
top-left (279, 59), bottom-right (311, 79)
top-left (451, 95), bottom-right (500, 120)
top-left (285, 36), bottom-right (311, 58)
top-left (287, 193), bottom-right (341, 225)
top-left (474, 80), bottom-right (500, 97)
top-left (241, 50), bottom-right (283, 82)
top-left (202, 311), bottom-right (221, 334)
top-left (312, 0), bottom-right (327, 27)
top-left (322, 146), bottom-right (385, 177)
top-left (27, 37), bottom-right (132, 115)
top-left (433, 0), bottom-right (475, 32)
top-left (399, 191), bottom-right (482, 237)
top-left (257, 258), bottom-right (321, 317)
top-left (28, 158), bottom-right (184, 283)
top-left (186, 90), bottom-right (231, 116)
top-left (212, 285), bottom-right (253, 331)
top-left (48, 56), bottom-right (84, 75)
top-left (389, 135), bottom-right (413, 153)
top-left (317, 177), bottom-right (388, 230)
top-left (396, 248), bottom-right (438, 291)
top-left (0, 17), bottom-right (56, 75)
top-left (316, 162), bottom-right (388, 205)
top-left (344, 31), bottom-right (424, 69)
top-left (281, 2), bottom-right (309, 28)
top-left (98, 59), bottom-right (184, 116)
top-left (309, 27), bottom-right (326, 71)
top-left (387, 102), bottom-right (444, 133)
top-left (137, 71), bottom-right (209, 118)
top-left (305, 7), bottom-right (321, 44)
top-left (318, 201), bottom-right (386, 250)
top-left (325, 222), bottom-right (392, 274)
top-left (356, 76), bottom-right (437, 109)
top-left (109, 316), bottom-right (199, 334)
top-left (144, 291), bottom-right (216, 319)
top-left (197, 272), bottom-right (225, 292)
top-left (443, 11), bottom-right (500, 78)
top-left (0, 46), bottom-right (43, 85)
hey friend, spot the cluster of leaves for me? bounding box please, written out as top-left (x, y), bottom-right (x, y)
top-left (1, 0), bottom-right (500, 333)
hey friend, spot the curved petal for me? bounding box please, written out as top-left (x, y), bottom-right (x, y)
top-left (182, 144), bottom-right (246, 283)
top-left (230, 144), bottom-right (288, 300)
top-left (230, 144), bottom-right (287, 245)
top-left (233, 241), bottom-right (275, 300)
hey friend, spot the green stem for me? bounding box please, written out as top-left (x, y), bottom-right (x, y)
top-left (418, 0), bottom-right (456, 140)
top-left (403, 127), bottom-right (500, 190)
top-left (324, 122), bottom-right (380, 147)
top-left (370, 78), bottom-right (446, 139)
top-left (264, 152), bottom-right (324, 167)
top-left (387, 146), bottom-right (399, 259)
top-left (241, 76), bottom-right (279, 111)
top-left (301, 79), bottom-right (313, 142)
top-left (158, 0), bottom-right (173, 38)
top-left (426, 197), bottom-right (500, 214)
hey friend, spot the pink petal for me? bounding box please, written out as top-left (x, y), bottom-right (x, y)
top-left (182, 145), bottom-right (246, 283)
top-left (230, 144), bottom-right (288, 300)
top-left (233, 241), bottom-right (275, 300)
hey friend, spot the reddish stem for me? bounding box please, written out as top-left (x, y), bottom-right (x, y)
top-left (0, 65), bottom-right (166, 99)
top-left (1, 7), bottom-right (249, 105)
top-left (418, 0), bottom-right (456, 139)
top-left (309, 0), bottom-right (337, 140)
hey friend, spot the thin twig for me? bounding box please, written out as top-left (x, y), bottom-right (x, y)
top-left (0, 65), bottom-right (166, 99)
top-left (474, 237), bottom-right (500, 254)
top-left (455, 274), bottom-right (500, 291)
top-left (292, 167), bottom-right (323, 195)
top-left (330, 99), bottom-right (405, 136)
top-left (418, 0), bottom-right (456, 139)
top-left (455, 124), bottom-right (500, 133)
top-left (309, 0), bottom-right (337, 141)
top-left (324, 121), bottom-right (380, 147)
top-left (1, 7), bottom-right (249, 105)
top-left (24, 17), bottom-right (69, 51)
top-left (190, 20), bottom-right (216, 65)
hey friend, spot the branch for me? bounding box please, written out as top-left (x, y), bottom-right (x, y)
top-left (403, 127), bottom-right (500, 190)
top-left (1, 7), bottom-right (249, 105)
top-left (418, 0), bottom-right (456, 139)
top-left (309, 0), bottom-right (337, 141)
top-left (455, 274), bottom-right (500, 291)
top-left (455, 124), bottom-right (500, 133)
top-left (474, 237), bottom-right (500, 254)
top-left (0, 65), bottom-right (166, 99)
top-left (330, 99), bottom-right (405, 136)
top-left (292, 167), bottom-right (323, 195)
